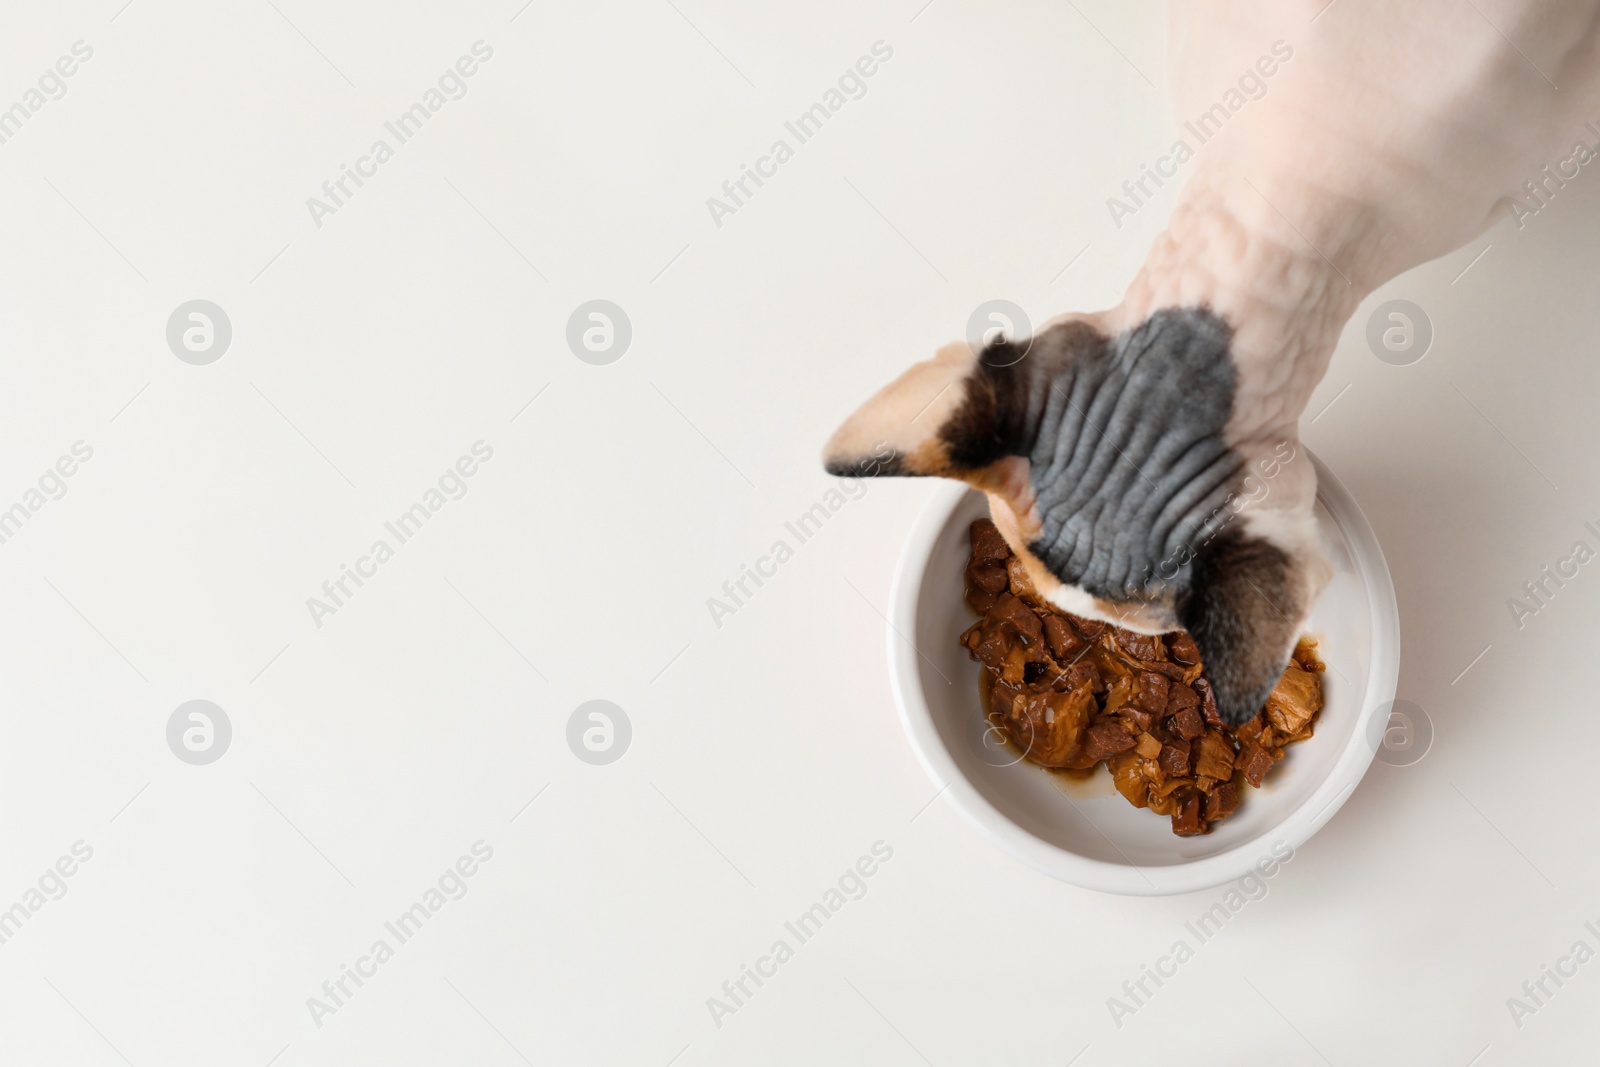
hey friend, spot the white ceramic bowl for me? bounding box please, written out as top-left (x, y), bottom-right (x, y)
top-left (888, 451), bottom-right (1400, 895)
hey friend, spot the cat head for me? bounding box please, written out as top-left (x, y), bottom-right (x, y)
top-left (824, 309), bottom-right (1330, 724)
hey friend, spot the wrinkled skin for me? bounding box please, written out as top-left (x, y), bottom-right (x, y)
top-left (825, 0), bottom-right (1600, 723)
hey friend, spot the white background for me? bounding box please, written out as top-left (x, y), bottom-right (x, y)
top-left (0, 1), bottom-right (1597, 1064)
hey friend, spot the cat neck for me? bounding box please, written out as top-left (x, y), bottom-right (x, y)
top-left (1106, 169), bottom-right (1383, 440)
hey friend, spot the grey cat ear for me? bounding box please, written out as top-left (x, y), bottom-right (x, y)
top-left (1175, 527), bottom-right (1305, 725)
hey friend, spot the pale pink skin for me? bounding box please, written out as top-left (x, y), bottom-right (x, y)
top-left (1120, 0), bottom-right (1600, 540)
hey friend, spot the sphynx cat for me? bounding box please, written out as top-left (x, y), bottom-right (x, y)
top-left (824, 0), bottom-right (1600, 722)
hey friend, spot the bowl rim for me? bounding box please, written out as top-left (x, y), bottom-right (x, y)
top-left (886, 449), bottom-right (1401, 895)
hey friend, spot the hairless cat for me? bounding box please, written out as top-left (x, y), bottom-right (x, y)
top-left (824, 0), bottom-right (1600, 723)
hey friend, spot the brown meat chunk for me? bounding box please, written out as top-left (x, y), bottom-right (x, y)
top-left (1239, 742), bottom-right (1277, 788)
top-left (1050, 659), bottom-right (1101, 695)
top-left (1138, 660), bottom-right (1191, 682)
top-left (1166, 683), bottom-right (1200, 715)
top-left (1158, 743), bottom-right (1191, 777)
top-left (1205, 780), bottom-right (1239, 821)
top-left (1170, 706), bottom-right (1204, 740)
top-left (1234, 712), bottom-right (1267, 747)
top-left (1130, 670), bottom-right (1170, 714)
top-left (1084, 660), bottom-right (1109, 694)
top-left (1113, 629), bottom-right (1165, 662)
top-left (1002, 687), bottom-right (1094, 767)
top-left (1119, 705), bottom-right (1154, 732)
top-left (1193, 677), bottom-right (1224, 727)
top-left (1166, 631), bottom-right (1202, 666)
top-left (989, 593), bottom-right (1044, 649)
top-left (1265, 663), bottom-right (1323, 736)
top-left (988, 679), bottom-right (1021, 717)
top-left (1083, 721), bottom-right (1137, 759)
top-left (969, 519), bottom-right (1011, 564)
top-left (963, 621), bottom-right (1014, 675)
top-left (1171, 792), bottom-right (1206, 836)
top-left (965, 628), bottom-right (1026, 684)
top-left (1074, 617), bottom-right (1107, 640)
top-left (1042, 615), bottom-right (1086, 661)
top-left (969, 561), bottom-right (1009, 594)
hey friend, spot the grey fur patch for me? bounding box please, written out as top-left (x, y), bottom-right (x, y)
top-left (1022, 308), bottom-right (1242, 604)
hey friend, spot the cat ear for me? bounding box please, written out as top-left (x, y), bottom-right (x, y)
top-left (823, 341), bottom-right (975, 479)
top-left (1176, 522), bottom-right (1326, 725)
top-left (822, 338), bottom-right (1035, 481)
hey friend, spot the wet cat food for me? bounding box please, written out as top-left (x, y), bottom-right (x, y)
top-left (959, 519), bottom-right (1324, 836)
